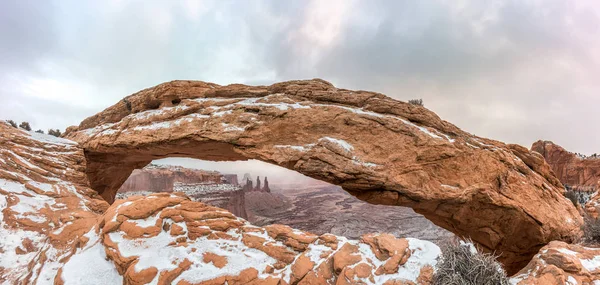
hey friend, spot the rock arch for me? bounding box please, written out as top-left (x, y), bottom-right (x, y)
top-left (65, 79), bottom-right (581, 273)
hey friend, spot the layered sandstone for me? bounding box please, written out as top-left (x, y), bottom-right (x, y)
top-left (531, 140), bottom-right (600, 191)
top-left (0, 122), bottom-right (109, 284)
top-left (65, 79), bottom-right (582, 272)
top-left (0, 122), bottom-right (440, 284)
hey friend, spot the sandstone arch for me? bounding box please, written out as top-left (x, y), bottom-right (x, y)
top-left (65, 79), bottom-right (581, 273)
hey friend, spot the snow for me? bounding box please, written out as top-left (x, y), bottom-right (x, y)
top-left (83, 122), bottom-right (118, 137)
top-left (399, 118), bottom-right (443, 140)
top-left (557, 248), bottom-right (578, 256)
top-left (132, 121), bottom-right (173, 131)
top-left (213, 110), bottom-right (233, 117)
top-left (128, 104), bottom-right (191, 122)
top-left (401, 238), bottom-right (441, 281)
top-left (312, 104), bottom-right (384, 119)
top-left (352, 238), bottom-right (440, 284)
top-left (566, 275), bottom-right (578, 285)
top-left (274, 144), bottom-right (316, 152)
top-left (0, 225), bottom-right (46, 281)
top-left (0, 192), bottom-right (6, 221)
top-left (61, 234), bottom-right (122, 285)
top-left (509, 272), bottom-right (530, 285)
top-left (132, 214), bottom-right (159, 228)
top-left (320, 137), bottom-right (354, 152)
top-left (466, 142), bottom-right (480, 149)
top-left (236, 97), bottom-right (311, 111)
top-left (3, 150), bottom-right (45, 172)
top-left (131, 113), bottom-right (210, 131)
top-left (174, 182), bottom-right (242, 195)
top-left (221, 123), bottom-right (245, 132)
top-left (109, 223), bottom-right (276, 285)
top-left (28, 131), bottom-right (77, 146)
top-left (305, 243), bottom-right (335, 264)
top-left (353, 160), bottom-right (379, 168)
top-left (441, 184), bottom-right (460, 190)
top-left (0, 179), bottom-right (56, 223)
top-left (580, 255), bottom-right (600, 272)
top-left (459, 240), bottom-right (477, 255)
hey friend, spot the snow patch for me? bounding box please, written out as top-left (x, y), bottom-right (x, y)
top-left (580, 255), bottom-right (600, 272)
top-left (320, 137), bottom-right (354, 152)
top-left (61, 235), bottom-right (122, 285)
top-left (28, 131), bottom-right (77, 146)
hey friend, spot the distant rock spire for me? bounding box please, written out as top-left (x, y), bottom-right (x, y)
top-left (263, 176), bottom-right (270, 193)
top-left (255, 176), bottom-right (261, 191)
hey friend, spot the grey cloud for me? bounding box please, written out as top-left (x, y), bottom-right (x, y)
top-left (0, 0), bottom-right (598, 156)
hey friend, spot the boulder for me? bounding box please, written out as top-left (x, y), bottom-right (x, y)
top-left (510, 241), bottom-right (600, 284)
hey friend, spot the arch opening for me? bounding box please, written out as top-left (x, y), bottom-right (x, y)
top-left (114, 157), bottom-right (454, 243)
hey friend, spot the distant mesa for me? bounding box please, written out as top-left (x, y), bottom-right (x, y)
top-left (117, 164), bottom-right (248, 219)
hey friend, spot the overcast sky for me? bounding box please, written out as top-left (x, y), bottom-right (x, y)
top-left (2, 0), bottom-right (599, 179)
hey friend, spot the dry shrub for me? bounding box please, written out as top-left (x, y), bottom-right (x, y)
top-left (433, 238), bottom-right (510, 285)
top-left (582, 213), bottom-right (600, 245)
top-left (408, 99), bottom-right (424, 106)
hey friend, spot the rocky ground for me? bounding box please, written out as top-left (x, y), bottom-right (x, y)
top-left (246, 183), bottom-right (453, 243)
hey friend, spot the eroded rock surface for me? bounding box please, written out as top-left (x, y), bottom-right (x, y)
top-left (532, 140), bottom-right (600, 191)
top-left (510, 241), bottom-right (600, 284)
top-left (65, 79), bottom-right (582, 272)
top-left (0, 122), bottom-right (440, 284)
top-left (90, 193), bottom-right (440, 285)
top-left (0, 122), bottom-right (109, 284)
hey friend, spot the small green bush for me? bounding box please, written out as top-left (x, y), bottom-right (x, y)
top-left (6, 120), bottom-right (17, 128)
top-left (35, 129), bottom-right (44, 134)
top-left (433, 238), bottom-right (510, 285)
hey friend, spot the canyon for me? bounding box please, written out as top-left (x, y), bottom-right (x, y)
top-left (116, 164), bottom-right (453, 243)
top-left (117, 164), bottom-right (248, 219)
top-left (0, 79), bottom-right (598, 284)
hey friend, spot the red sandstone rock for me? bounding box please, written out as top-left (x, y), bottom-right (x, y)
top-left (510, 241), bottom-right (600, 284)
top-left (0, 121), bottom-right (441, 284)
top-left (0, 122), bottom-right (109, 284)
top-left (64, 79), bottom-right (582, 272)
top-left (532, 140), bottom-right (600, 191)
